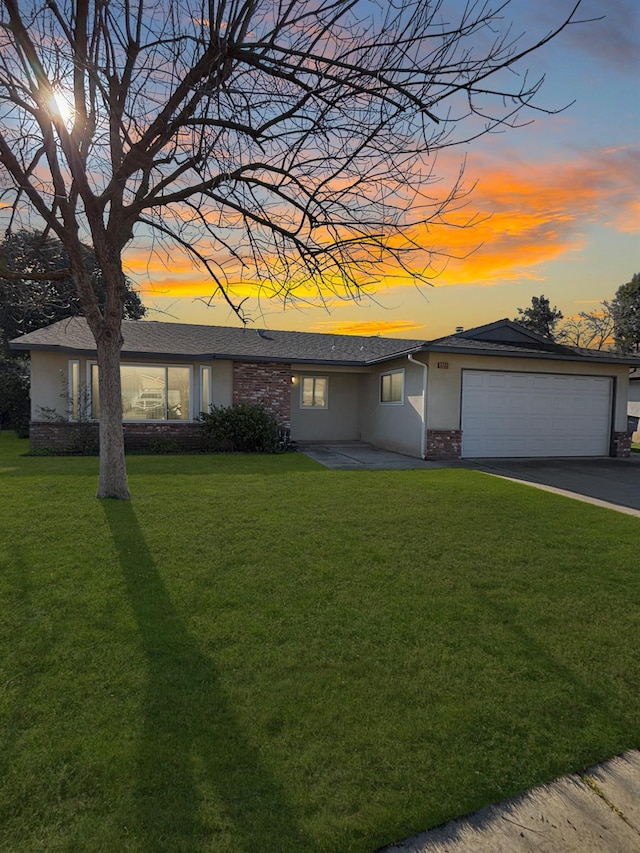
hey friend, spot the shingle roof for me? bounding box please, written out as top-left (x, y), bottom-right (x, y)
top-left (10, 316), bottom-right (640, 367)
top-left (421, 335), bottom-right (639, 364)
top-left (9, 316), bottom-right (424, 365)
top-left (419, 319), bottom-right (640, 366)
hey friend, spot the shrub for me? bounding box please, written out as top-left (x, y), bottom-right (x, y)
top-left (143, 437), bottom-right (181, 455)
top-left (200, 403), bottom-right (282, 453)
top-left (0, 356), bottom-right (30, 437)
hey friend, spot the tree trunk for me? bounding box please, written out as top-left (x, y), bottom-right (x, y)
top-left (95, 325), bottom-right (129, 499)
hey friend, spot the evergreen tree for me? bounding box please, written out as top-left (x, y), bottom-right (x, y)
top-left (0, 230), bottom-right (145, 353)
top-left (515, 295), bottom-right (564, 340)
top-left (612, 273), bottom-right (640, 354)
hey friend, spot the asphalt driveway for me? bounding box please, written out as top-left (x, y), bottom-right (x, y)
top-left (464, 456), bottom-right (640, 514)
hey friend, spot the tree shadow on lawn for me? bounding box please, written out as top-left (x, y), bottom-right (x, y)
top-left (468, 579), bottom-right (635, 770)
top-left (0, 549), bottom-right (56, 821)
top-left (102, 499), bottom-right (316, 853)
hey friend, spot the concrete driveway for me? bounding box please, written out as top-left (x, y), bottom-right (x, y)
top-left (464, 456), bottom-right (640, 515)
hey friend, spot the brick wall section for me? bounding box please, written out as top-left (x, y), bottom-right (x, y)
top-left (233, 362), bottom-right (292, 428)
top-left (425, 429), bottom-right (462, 460)
top-left (612, 431), bottom-right (632, 458)
top-left (29, 421), bottom-right (205, 452)
top-left (123, 422), bottom-right (204, 451)
top-left (30, 421), bottom-right (100, 453)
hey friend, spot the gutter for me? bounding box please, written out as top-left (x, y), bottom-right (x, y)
top-left (407, 353), bottom-right (427, 459)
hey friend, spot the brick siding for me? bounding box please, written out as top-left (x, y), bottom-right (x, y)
top-left (233, 362), bottom-right (292, 428)
top-left (28, 421), bottom-right (205, 453)
top-left (123, 422), bottom-right (205, 451)
top-left (29, 421), bottom-right (100, 453)
top-left (612, 431), bottom-right (632, 458)
top-left (425, 429), bottom-right (462, 460)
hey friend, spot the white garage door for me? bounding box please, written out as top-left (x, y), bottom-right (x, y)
top-left (461, 370), bottom-right (612, 458)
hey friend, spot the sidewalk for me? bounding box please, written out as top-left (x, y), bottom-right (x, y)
top-left (380, 750), bottom-right (640, 852)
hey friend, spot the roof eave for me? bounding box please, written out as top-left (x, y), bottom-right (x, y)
top-left (9, 340), bottom-right (371, 367)
top-left (422, 343), bottom-right (640, 365)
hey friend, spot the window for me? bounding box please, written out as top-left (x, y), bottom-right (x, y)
top-left (200, 366), bottom-right (212, 414)
top-left (90, 363), bottom-right (192, 421)
top-left (68, 360), bottom-right (80, 420)
top-left (300, 376), bottom-right (328, 408)
top-left (380, 369), bottom-right (404, 404)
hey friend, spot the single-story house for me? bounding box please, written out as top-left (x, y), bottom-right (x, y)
top-left (629, 368), bottom-right (640, 443)
top-left (9, 316), bottom-right (640, 459)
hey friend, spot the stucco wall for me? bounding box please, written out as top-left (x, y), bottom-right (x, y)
top-left (211, 360), bottom-right (233, 409)
top-left (30, 350), bottom-right (70, 418)
top-left (425, 353), bottom-right (630, 434)
top-left (359, 356), bottom-right (425, 457)
top-left (290, 371), bottom-right (360, 441)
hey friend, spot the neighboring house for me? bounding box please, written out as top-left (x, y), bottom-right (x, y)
top-left (629, 368), bottom-right (640, 444)
top-left (9, 317), bottom-right (640, 459)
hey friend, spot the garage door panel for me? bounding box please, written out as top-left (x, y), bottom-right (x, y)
top-left (461, 371), bottom-right (612, 458)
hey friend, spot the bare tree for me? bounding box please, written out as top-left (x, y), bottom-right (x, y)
top-left (0, 0), bottom-right (587, 498)
top-left (557, 302), bottom-right (616, 350)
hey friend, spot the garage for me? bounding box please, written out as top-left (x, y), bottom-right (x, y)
top-left (461, 370), bottom-right (613, 458)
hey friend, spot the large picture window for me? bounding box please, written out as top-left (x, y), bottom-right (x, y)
top-left (300, 376), bottom-right (328, 408)
top-left (90, 363), bottom-right (191, 421)
top-left (380, 369), bottom-right (404, 404)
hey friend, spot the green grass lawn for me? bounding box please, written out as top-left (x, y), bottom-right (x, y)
top-left (1, 432), bottom-right (639, 852)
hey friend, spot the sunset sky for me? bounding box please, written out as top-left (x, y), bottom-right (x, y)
top-left (131, 0), bottom-right (639, 340)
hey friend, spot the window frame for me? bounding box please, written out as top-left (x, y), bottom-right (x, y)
top-left (67, 360), bottom-right (80, 421)
top-left (200, 365), bottom-right (213, 415)
top-left (89, 361), bottom-right (194, 422)
top-left (300, 375), bottom-right (329, 409)
top-left (380, 368), bottom-right (405, 405)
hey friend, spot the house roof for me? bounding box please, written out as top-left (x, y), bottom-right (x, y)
top-left (10, 316), bottom-right (640, 367)
top-left (414, 319), bottom-right (640, 366)
top-left (9, 316), bottom-right (424, 365)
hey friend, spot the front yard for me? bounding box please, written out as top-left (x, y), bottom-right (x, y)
top-left (1, 432), bottom-right (638, 852)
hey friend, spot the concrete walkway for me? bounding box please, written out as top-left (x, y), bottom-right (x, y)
top-left (298, 443), bottom-right (459, 470)
top-left (380, 750), bottom-right (640, 852)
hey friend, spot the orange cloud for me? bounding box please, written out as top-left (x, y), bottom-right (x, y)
top-left (124, 145), bottom-right (639, 301)
top-left (307, 319), bottom-right (426, 336)
top-left (411, 146), bottom-right (639, 287)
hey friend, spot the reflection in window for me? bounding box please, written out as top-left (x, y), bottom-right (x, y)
top-left (90, 364), bottom-right (191, 420)
top-left (301, 376), bottom-right (327, 408)
top-left (68, 360), bottom-right (80, 420)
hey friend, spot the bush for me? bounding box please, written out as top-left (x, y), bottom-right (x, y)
top-left (0, 356), bottom-right (30, 437)
top-left (200, 403), bottom-right (283, 453)
top-left (143, 437), bottom-right (181, 455)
